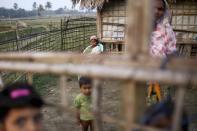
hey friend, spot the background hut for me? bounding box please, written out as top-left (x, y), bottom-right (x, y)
top-left (169, 0), bottom-right (197, 57)
top-left (72, 0), bottom-right (197, 56)
top-left (72, 0), bottom-right (126, 52)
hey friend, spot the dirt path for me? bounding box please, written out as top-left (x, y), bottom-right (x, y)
top-left (42, 78), bottom-right (121, 131)
top-left (41, 77), bottom-right (197, 131)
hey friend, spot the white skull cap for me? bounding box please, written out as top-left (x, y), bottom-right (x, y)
top-left (90, 35), bottom-right (98, 40)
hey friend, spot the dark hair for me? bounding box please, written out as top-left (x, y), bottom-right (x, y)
top-left (141, 97), bottom-right (188, 131)
top-left (161, 0), bottom-right (166, 11)
top-left (79, 77), bottom-right (92, 88)
top-left (0, 83), bottom-right (44, 123)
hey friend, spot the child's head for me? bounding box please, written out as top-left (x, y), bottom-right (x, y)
top-left (141, 97), bottom-right (188, 131)
top-left (0, 83), bottom-right (44, 131)
top-left (79, 77), bottom-right (92, 96)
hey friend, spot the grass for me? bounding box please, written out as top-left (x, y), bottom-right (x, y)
top-left (33, 74), bottom-right (58, 95)
top-left (0, 16), bottom-right (62, 42)
top-left (0, 27), bottom-right (46, 42)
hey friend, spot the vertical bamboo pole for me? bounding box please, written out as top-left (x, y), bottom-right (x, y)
top-left (172, 87), bottom-right (185, 131)
top-left (27, 73), bottom-right (33, 85)
top-left (123, 0), bottom-right (153, 130)
top-left (60, 75), bottom-right (68, 106)
top-left (97, 10), bottom-right (102, 40)
top-left (92, 79), bottom-right (103, 131)
top-left (15, 29), bottom-right (20, 51)
top-left (126, 0), bottom-right (153, 58)
top-left (83, 17), bottom-right (86, 50)
top-left (0, 74), bottom-right (4, 90)
top-left (122, 80), bottom-right (136, 131)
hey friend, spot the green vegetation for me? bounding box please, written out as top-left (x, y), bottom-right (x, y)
top-left (33, 74), bottom-right (58, 95)
top-left (0, 27), bottom-right (46, 42)
top-left (0, 25), bottom-right (12, 32)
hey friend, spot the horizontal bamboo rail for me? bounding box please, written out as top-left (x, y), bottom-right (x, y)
top-left (177, 39), bottom-right (197, 45)
top-left (172, 12), bottom-right (197, 16)
top-left (101, 40), bottom-right (125, 44)
top-left (174, 29), bottom-right (197, 34)
top-left (0, 61), bottom-right (196, 86)
top-left (0, 53), bottom-right (196, 70)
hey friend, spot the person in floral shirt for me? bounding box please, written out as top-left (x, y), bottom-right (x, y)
top-left (147, 0), bottom-right (177, 105)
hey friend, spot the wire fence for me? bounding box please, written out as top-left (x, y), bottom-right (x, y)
top-left (0, 17), bottom-right (97, 84)
top-left (0, 29), bottom-right (61, 52)
top-left (61, 17), bottom-right (97, 52)
top-left (0, 17), bottom-right (96, 52)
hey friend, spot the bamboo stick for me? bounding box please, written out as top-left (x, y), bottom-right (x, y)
top-left (0, 53), bottom-right (196, 70)
top-left (177, 39), bottom-right (197, 45)
top-left (172, 87), bottom-right (186, 131)
top-left (124, 0), bottom-right (153, 130)
top-left (27, 73), bottom-right (33, 85)
top-left (174, 29), bottom-right (197, 33)
top-left (0, 74), bottom-right (4, 90)
top-left (59, 75), bottom-right (68, 106)
top-left (122, 80), bottom-right (136, 131)
top-left (172, 12), bottom-right (197, 16)
top-left (0, 61), bottom-right (196, 86)
top-left (92, 79), bottom-right (103, 131)
top-left (97, 11), bottom-right (102, 40)
top-left (126, 0), bottom-right (151, 57)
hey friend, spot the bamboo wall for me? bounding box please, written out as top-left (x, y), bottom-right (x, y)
top-left (101, 0), bottom-right (126, 41)
top-left (170, 0), bottom-right (197, 57)
top-left (97, 0), bottom-right (126, 52)
top-left (98, 0), bottom-right (197, 56)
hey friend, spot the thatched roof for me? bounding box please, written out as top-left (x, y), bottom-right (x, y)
top-left (71, 0), bottom-right (197, 9)
top-left (71, 0), bottom-right (109, 9)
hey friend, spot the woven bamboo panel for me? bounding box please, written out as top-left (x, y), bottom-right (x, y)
top-left (101, 0), bottom-right (126, 41)
top-left (170, 1), bottom-right (197, 57)
top-left (170, 1), bottom-right (197, 40)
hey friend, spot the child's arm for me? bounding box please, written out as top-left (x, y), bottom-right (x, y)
top-left (74, 96), bottom-right (81, 125)
top-left (76, 109), bottom-right (81, 125)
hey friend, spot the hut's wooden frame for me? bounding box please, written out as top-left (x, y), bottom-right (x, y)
top-left (0, 0), bottom-right (197, 131)
top-left (95, 0), bottom-right (197, 54)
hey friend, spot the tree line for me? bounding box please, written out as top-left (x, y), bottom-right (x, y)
top-left (0, 1), bottom-right (94, 18)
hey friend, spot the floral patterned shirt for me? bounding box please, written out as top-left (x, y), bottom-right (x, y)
top-left (150, 22), bottom-right (176, 58)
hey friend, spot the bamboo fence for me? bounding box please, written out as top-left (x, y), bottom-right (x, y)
top-left (0, 0), bottom-right (196, 131)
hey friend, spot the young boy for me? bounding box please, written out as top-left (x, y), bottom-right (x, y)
top-left (0, 83), bottom-right (45, 131)
top-left (74, 77), bottom-right (94, 131)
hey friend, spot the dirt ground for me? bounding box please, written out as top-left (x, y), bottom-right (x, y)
top-left (42, 78), bottom-right (122, 131)
top-left (41, 77), bottom-right (197, 131)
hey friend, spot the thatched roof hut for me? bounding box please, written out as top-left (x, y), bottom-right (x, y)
top-left (72, 0), bottom-right (197, 56)
top-left (72, 0), bottom-right (197, 9)
top-left (71, 0), bottom-right (109, 9)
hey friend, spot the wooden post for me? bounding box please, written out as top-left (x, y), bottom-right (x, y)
top-left (15, 29), bottom-right (20, 51)
top-left (0, 74), bottom-right (4, 90)
top-left (92, 79), bottom-right (103, 131)
top-left (123, 0), bottom-right (153, 129)
top-left (97, 10), bottom-right (102, 40)
top-left (61, 19), bottom-right (63, 51)
top-left (126, 0), bottom-right (152, 58)
top-left (122, 80), bottom-right (136, 131)
top-left (172, 87), bottom-right (185, 131)
top-left (83, 17), bottom-right (86, 49)
top-left (27, 73), bottom-right (33, 85)
top-left (60, 75), bottom-right (68, 106)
